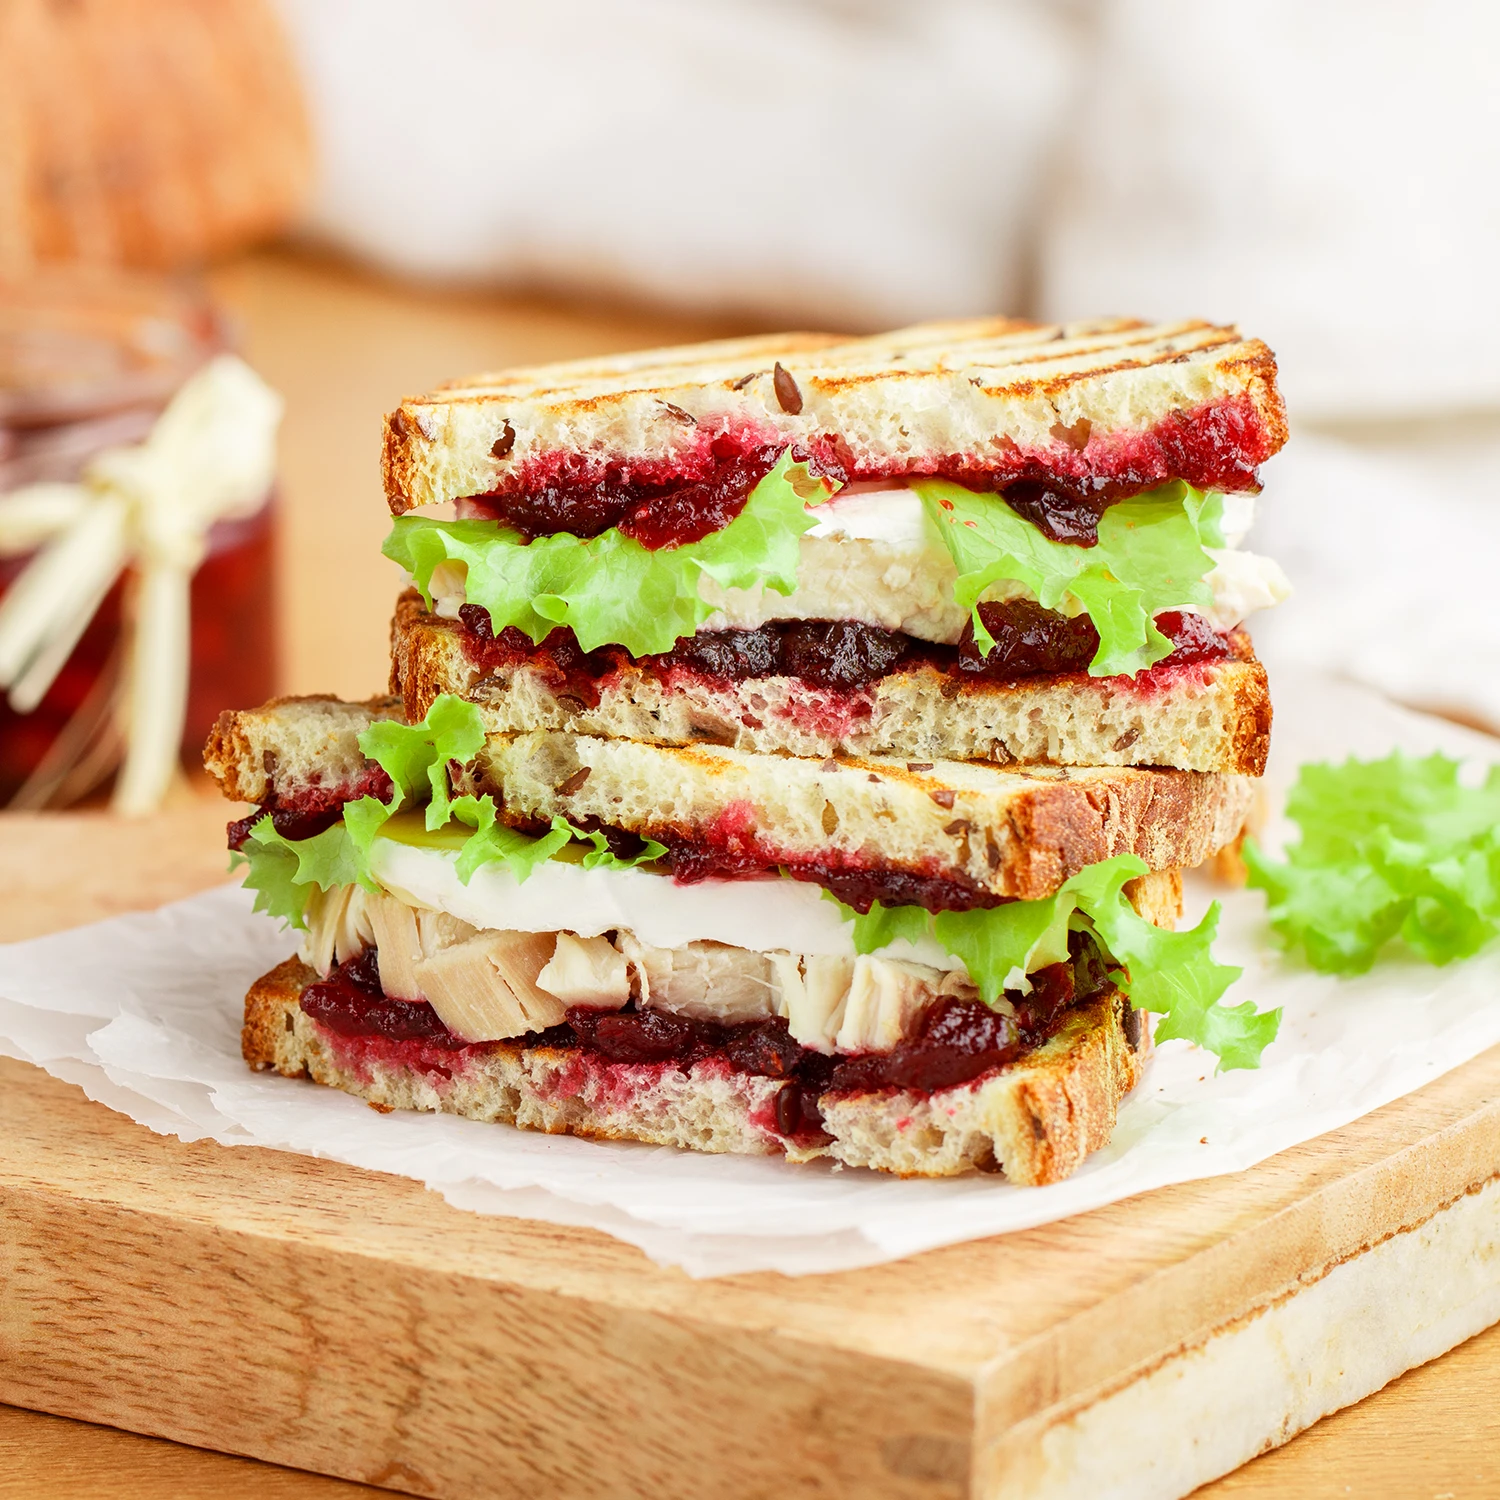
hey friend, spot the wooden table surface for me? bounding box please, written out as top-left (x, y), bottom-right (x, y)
top-left (1, 250), bottom-right (1497, 1497)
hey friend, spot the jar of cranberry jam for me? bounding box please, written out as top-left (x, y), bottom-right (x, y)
top-left (0, 272), bottom-right (276, 807)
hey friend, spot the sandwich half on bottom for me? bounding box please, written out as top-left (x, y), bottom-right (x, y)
top-left (208, 695), bottom-right (1275, 1184)
top-left (245, 955), bottom-right (1147, 1185)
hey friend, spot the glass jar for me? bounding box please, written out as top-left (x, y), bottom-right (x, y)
top-left (0, 271), bottom-right (277, 807)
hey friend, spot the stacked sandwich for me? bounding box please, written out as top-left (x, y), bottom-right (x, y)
top-left (206, 319), bottom-right (1289, 1185)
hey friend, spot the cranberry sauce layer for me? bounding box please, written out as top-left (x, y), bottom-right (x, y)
top-left (668, 840), bottom-right (1004, 915)
top-left (299, 934), bottom-right (1115, 1122)
top-left (923, 389), bottom-right (1278, 519)
top-left (456, 600), bottom-right (1236, 704)
top-left (454, 391), bottom-right (1279, 545)
top-left (956, 603), bottom-right (1231, 681)
top-left (302, 948), bottom-right (469, 1049)
top-left (227, 764), bottom-right (394, 851)
top-left (465, 436), bottom-right (783, 549)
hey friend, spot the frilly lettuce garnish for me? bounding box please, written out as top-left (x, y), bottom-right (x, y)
top-left (1246, 752), bottom-right (1500, 973)
top-left (232, 695), bottom-right (665, 927)
top-left (826, 852), bottom-right (1275, 1071)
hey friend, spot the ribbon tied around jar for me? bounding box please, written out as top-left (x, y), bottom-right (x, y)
top-left (0, 355), bottom-right (281, 813)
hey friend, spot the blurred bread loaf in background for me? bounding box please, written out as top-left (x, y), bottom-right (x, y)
top-left (0, 0), bottom-right (311, 272)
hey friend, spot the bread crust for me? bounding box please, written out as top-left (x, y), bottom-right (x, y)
top-left (391, 591), bottom-right (1272, 777)
top-left (473, 731), bottom-right (1254, 903)
top-left (244, 958), bottom-right (1145, 1185)
top-left (381, 317), bottom-right (1287, 514)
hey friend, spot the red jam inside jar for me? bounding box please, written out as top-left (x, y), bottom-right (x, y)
top-left (0, 271), bottom-right (276, 806)
top-left (0, 500), bottom-right (277, 805)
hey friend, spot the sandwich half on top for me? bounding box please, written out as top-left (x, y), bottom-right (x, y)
top-left (382, 318), bottom-right (1288, 773)
top-left (205, 693), bottom-right (1276, 1185)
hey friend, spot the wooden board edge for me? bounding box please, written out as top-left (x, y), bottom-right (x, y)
top-left (976, 1084), bottom-right (1500, 1431)
top-left (980, 1172), bottom-right (1500, 1499)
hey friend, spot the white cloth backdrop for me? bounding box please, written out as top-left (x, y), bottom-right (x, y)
top-left (1037, 0), bottom-right (1500, 421)
top-left (272, 0), bottom-right (1078, 328)
top-left (272, 0), bottom-right (1500, 421)
top-left (271, 0), bottom-right (1500, 732)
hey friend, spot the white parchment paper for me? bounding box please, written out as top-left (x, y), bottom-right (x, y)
top-left (2, 670), bottom-right (1498, 1278)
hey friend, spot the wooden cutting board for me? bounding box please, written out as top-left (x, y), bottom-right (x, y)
top-left (1, 802), bottom-right (1499, 1500)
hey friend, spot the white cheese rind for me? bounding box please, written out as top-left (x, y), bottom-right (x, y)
top-left (1201, 547), bottom-right (1292, 631)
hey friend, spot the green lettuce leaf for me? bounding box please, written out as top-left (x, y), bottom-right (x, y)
top-left (561, 820), bottom-right (670, 873)
top-left (231, 815), bottom-right (365, 929)
top-left (229, 839), bottom-right (304, 928)
top-left (819, 890), bottom-right (932, 953)
top-left (449, 795), bottom-right (574, 884)
top-left (357, 694), bottom-right (488, 831)
top-left (930, 897), bottom-right (1076, 994)
top-left (240, 686), bottom-right (674, 910)
top-left (1060, 859), bottom-right (1270, 1071)
top-left (911, 479), bottom-right (1224, 676)
top-left (1245, 752), bottom-right (1500, 973)
top-left (826, 852), bottom-right (1268, 1070)
top-left (372, 794), bottom-right (670, 886)
top-left (383, 452), bottom-right (832, 657)
top-left (340, 795), bottom-right (398, 885)
top-left (314, 693), bottom-right (497, 882)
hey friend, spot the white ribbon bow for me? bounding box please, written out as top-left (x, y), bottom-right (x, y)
top-left (0, 355), bottom-right (283, 814)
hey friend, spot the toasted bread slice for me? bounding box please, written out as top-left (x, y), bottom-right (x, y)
top-left (391, 591), bottom-right (1272, 776)
top-left (244, 956), bottom-right (1146, 1185)
top-left (203, 694), bottom-right (403, 805)
top-left (382, 318), bottom-right (1286, 513)
top-left (474, 732), bottom-right (1254, 903)
top-left (203, 695), bottom-right (1253, 902)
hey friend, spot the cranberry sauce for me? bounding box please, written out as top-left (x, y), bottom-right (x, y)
top-left (296, 934), bottom-right (1116, 1114)
top-left (451, 391), bottom-right (1277, 548)
top-left (659, 841), bottom-right (1002, 913)
top-left (454, 604), bottom-right (1234, 702)
top-left (955, 602), bottom-right (1233, 681)
top-left (466, 437), bottom-right (782, 551)
top-left (227, 764), bottom-right (394, 851)
top-left (995, 479), bottom-right (1110, 546)
top-left (300, 950), bottom-right (469, 1049)
top-left (459, 607), bottom-right (925, 696)
top-left (660, 618), bottom-right (919, 690)
top-left (934, 473), bottom-right (1118, 546)
top-left (469, 459), bottom-right (1142, 553)
top-left (922, 389), bottom-right (1277, 501)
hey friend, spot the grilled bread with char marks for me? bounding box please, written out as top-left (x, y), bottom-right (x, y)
top-left (382, 318), bottom-right (1286, 513)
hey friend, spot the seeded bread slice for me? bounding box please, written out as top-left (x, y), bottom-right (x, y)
top-left (382, 318), bottom-right (1286, 514)
top-left (202, 695), bottom-right (1253, 902)
top-left (203, 694), bottom-right (402, 805)
top-left (474, 732), bottom-right (1253, 904)
top-left (391, 591), bottom-right (1272, 776)
top-left (243, 957), bottom-right (1146, 1185)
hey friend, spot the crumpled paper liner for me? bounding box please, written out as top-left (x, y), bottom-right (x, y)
top-left (1, 671), bottom-right (1497, 1277)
